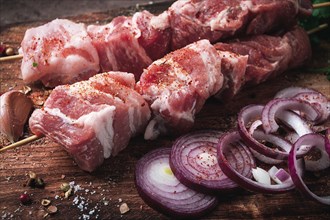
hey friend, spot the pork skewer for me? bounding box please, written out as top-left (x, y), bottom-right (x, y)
top-left (0, 0), bottom-right (314, 87)
top-left (0, 25), bottom-right (313, 172)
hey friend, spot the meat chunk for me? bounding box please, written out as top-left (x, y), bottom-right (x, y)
top-left (29, 72), bottom-right (151, 172)
top-left (214, 50), bottom-right (248, 100)
top-left (20, 19), bottom-right (100, 87)
top-left (168, 0), bottom-right (312, 50)
top-left (132, 10), bottom-right (171, 60)
top-left (136, 39), bottom-right (223, 140)
top-left (87, 16), bottom-right (152, 80)
top-left (214, 26), bottom-right (312, 85)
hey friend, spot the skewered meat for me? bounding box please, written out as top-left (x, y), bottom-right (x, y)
top-left (168, 0), bottom-right (312, 50)
top-left (18, 0), bottom-right (312, 87)
top-left (20, 19), bottom-right (100, 87)
top-left (138, 26), bottom-right (312, 140)
top-left (214, 25), bottom-right (312, 86)
top-left (29, 72), bottom-right (151, 172)
top-left (136, 39), bottom-right (223, 140)
top-left (87, 15), bottom-right (152, 80)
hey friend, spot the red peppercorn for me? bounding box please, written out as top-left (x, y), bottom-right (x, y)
top-left (19, 193), bottom-right (31, 205)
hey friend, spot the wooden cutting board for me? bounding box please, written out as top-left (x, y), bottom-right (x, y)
top-left (0, 2), bottom-right (329, 220)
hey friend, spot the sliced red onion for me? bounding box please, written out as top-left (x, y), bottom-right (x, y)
top-left (262, 98), bottom-right (320, 134)
top-left (288, 133), bottom-right (330, 205)
top-left (170, 130), bottom-right (253, 194)
top-left (326, 129), bottom-right (330, 157)
top-left (300, 134), bottom-right (330, 172)
top-left (249, 148), bottom-right (284, 165)
top-left (252, 167), bottom-right (271, 185)
top-left (238, 105), bottom-right (293, 160)
top-left (276, 110), bottom-right (313, 137)
top-left (274, 87), bottom-right (318, 99)
top-left (217, 131), bottom-right (295, 194)
top-left (135, 148), bottom-right (218, 218)
top-left (268, 166), bottom-right (291, 184)
top-left (294, 92), bottom-right (330, 123)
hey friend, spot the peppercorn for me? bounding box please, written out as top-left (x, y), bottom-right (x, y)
top-left (19, 193), bottom-right (31, 205)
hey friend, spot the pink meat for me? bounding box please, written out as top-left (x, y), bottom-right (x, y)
top-left (87, 16), bottom-right (152, 80)
top-left (20, 19), bottom-right (100, 87)
top-left (136, 39), bottom-right (223, 140)
top-left (29, 72), bottom-right (150, 172)
top-left (132, 10), bottom-right (171, 60)
top-left (214, 26), bottom-right (312, 85)
top-left (214, 50), bottom-right (248, 100)
top-left (168, 0), bottom-right (312, 50)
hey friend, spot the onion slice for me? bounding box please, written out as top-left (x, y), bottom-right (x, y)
top-left (238, 105), bottom-right (293, 160)
top-left (262, 98), bottom-right (320, 134)
top-left (170, 130), bottom-right (253, 194)
top-left (288, 133), bottom-right (330, 205)
top-left (135, 148), bottom-right (218, 218)
top-left (217, 131), bottom-right (296, 194)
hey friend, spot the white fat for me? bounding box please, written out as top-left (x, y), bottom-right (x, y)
top-left (77, 106), bottom-right (116, 159)
top-left (128, 107), bottom-right (136, 134)
top-left (44, 107), bottom-right (75, 124)
top-left (150, 11), bottom-right (170, 30)
top-left (209, 9), bottom-right (229, 31)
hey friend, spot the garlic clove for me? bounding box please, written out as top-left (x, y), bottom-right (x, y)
top-left (0, 90), bottom-right (33, 143)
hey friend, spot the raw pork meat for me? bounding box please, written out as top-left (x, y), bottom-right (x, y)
top-left (136, 39), bottom-right (223, 140)
top-left (20, 19), bottom-right (100, 87)
top-left (214, 26), bottom-right (312, 85)
top-left (168, 0), bottom-right (312, 50)
top-left (87, 16), bottom-right (153, 80)
top-left (29, 72), bottom-right (151, 172)
top-left (132, 10), bottom-right (172, 60)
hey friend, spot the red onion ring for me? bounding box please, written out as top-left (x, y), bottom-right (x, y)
top-left (135, 148), bottom-right (218, 218)
top-left (262, 98), bottom-right (320, 134)
top-left (288, 133), bottom-right (330, 205)
top-left (170, 130), bottom-right (253, 194)
top-left (217, 131), bottom-right (296, 194)
top-left (274, 87), bottom-right (318, 99)
top-left (238, 105), bottom-right (293, 160)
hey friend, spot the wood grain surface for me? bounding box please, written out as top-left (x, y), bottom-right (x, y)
top-left (0, 2), bottom-right (329, 220)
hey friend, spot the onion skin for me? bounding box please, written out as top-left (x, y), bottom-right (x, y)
top-left (0, 90), bottom-right (33, 142)
top-left (288, 133), bottom-right (330, 205)
top-left (135, 148), bottom-right (218, 219)
top-left (217, 131), bottom-right (295, 194)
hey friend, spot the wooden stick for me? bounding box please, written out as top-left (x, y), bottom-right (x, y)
top-left (313, 2), bottom-right (330, 8)
top-left (0, 135), bottom-right (41, 153)
top-left (0, 54), bottom-right (23, 62)
top-left (307, 23), bottom-right (328, 35)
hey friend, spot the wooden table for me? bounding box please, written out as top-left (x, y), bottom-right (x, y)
top-left (0, 1), bottom-right (329, 219)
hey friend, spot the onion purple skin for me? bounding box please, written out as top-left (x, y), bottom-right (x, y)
top-left (261, 98), bottom-right (320, 134)
top-left (135, 148), bottom-right (218, 219)
top-left (237, 105), bottom-right (292, 160)
top-left (288, 133), bottom-right (330, 205)
top-left (326, 129), bottom-right (330, 157)
top-left (217, 131), bottom-right (296, 194)
top-left (169, 130), bottom-right (244, 195)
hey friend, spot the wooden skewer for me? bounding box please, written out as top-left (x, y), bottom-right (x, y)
top-left (313, 2), bottom-right (330, 8)
top-left (0, 23), bottom-right (328, 153)
top-left (0, 135), bottom-right (41, 153)
top-left (0, 54), bottom-right (23, 62)
top-left (307, 23), bottom-right (328, 35)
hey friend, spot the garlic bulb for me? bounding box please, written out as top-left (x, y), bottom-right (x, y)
top-left (0, 90), bottom-right (33, 143)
